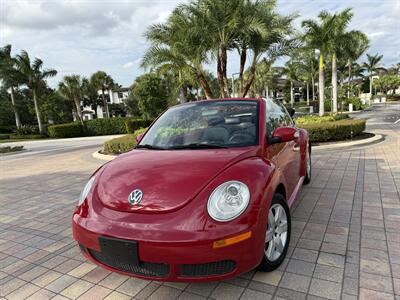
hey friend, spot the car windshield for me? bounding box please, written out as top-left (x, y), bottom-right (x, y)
top-left (138, 100), bottom-right (259, 150)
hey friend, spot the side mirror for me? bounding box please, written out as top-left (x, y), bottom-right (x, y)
top-left (287, 107), bottom-right (295, 117)
top-left (135, 133), bottom-right (145, 144)
top-left (268, 127), bottom-right (298, 144)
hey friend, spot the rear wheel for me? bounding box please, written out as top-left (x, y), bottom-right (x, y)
top-left (257, 193), bottom-right (291, 272)
top-left (303, 146), bottom-right (311, 185)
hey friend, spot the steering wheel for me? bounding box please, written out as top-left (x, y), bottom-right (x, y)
top-left (228, 131), bottom-right (255, 144)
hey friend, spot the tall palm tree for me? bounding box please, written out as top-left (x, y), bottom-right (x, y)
top-left (302, 13), bottom-right (333, 116)
top-left (15, 50), bottom-right (57, 134)
top-left (90, 71), bottom-right (115, 118)
top-left (142, 3), bottom-right (214, 99)
top-left (318, 9), bottom-right (367, 113)
top-left (363, 53), bottom-right (384, 95)
top-left (343, 32), bottom-right (369, 97)
top-left (58, 75), bottom-right (85, 124)
top-left (0, 45), bottom-right (23, 129)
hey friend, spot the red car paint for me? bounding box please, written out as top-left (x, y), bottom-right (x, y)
top-left (72, 98), bottom-right (309, 282)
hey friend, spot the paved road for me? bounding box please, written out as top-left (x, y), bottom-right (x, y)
top-left (0, 135), bottom-right (123, 161)
top-left (353, 102), bottom-right (400, 127)
top-left (0, 104), bottom-right (399, 299)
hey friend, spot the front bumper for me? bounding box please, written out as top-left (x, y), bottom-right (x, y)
top-left (72, 207), bottom-right (265, 282)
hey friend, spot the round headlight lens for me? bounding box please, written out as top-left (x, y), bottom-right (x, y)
top-left (207, 181), bottom-right (250, 222)
top-left (78, 176), bottom-right (96, 206)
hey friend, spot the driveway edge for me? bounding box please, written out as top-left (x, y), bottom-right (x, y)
top-left (313, 133), bottom-right (384, 150)
top-left (92, 150), bottom-right (117, 161)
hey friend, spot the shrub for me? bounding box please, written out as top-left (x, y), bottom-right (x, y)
top-left (0, 134), bottom-right (10, 140)
top-left (9, 134), bottom-right (46, 140)
top-left (345, 97), bottom-right (363, 110)
top-left (0, 145), bottom-right (24, 154)
top-left (296, 114), bottom-right (349, 125)
top-left (15, 125), bottom-right (42, 135)
top-left (103, 135), bottom-right (136, 154)
top-left (48, 123), bottom-right (83, 138)
top-left (103, 128), bottom-right (147, 154)
top-left (0, 125), bottom-right (15, 133)
top-left (299, 119), bottom-right (366, 143)
top-left (84, 118), bottom-right (130, 136)
top-left (125, 119), bottom-right (153, 134)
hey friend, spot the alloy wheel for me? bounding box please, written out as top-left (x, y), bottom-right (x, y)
top-left (265, 203), bottom-right (288, 262)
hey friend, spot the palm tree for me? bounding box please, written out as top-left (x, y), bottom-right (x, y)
top-left (363, 53), bottom-right (384, 96)
top-left (142, 3), bottom-right (214, 99)
top-left (283, 60), bottom-right (299, 106)
top-left (318, 9), bottom-right (367, 113)
top-left (58, 75), bottom-right (85, 124)
top-left (90, 71), bottom-right (115, 118)
top-left (15, 50), bottom-right (57, 134)
top-left (343, 32), bottom-right (369, 97)
top-left (0, 45), bottom-right (23, 129)
top-left (302, 13), bottom-right (333, 116)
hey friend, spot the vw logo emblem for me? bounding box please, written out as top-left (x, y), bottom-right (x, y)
top-left (128, 189), bottom-right (143, 205)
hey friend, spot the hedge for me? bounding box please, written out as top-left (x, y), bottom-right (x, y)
top-left (103, 128), bottom-right (147, 154)
top-left (299, 119), bottom-right (366, 143)
top-left (0, 134), bottom-right (10, 140)
top-left (125, 119), bottom-right (153, 134)
top-left (48, 122), bottom-right (83, 138)
top-left (84, 118), bottom-right (132, 136)
top-left (47, 117), bottom-right (153, 138)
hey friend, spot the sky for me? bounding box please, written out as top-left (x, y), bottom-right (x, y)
top-left (1, 0), bottom-right (399, 88)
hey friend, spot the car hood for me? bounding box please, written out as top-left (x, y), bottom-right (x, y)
top-left (94, 147), bottom-right (257, 213)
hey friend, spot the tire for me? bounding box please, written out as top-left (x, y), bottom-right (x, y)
top-left (303, 145), bottom-right (311, 185)
top-left (257, 193), bottom-right (291, 272)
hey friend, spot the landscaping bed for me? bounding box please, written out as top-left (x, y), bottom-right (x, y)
top-left (0, 145), bottom-right (24, 154)
top-left (102, 128), bottom-right (146, 154)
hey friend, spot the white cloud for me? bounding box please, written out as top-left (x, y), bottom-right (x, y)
top-left (1, 0), bottom-right (399, 88)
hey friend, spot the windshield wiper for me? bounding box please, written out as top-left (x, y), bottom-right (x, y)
top-left (135, 144), bottom-right (167, 150)
top-left (166, 143), bottom-right (228, 150)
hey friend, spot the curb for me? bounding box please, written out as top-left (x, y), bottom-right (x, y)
top-left (313, 133), bottom-right (384, 150)
top-left (92, 150), bottom-right (117, 161)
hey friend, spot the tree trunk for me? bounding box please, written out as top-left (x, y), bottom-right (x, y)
top-left (241, 54), bottom-right (258, 97)
top-left (369, 74), bottom-right (373, 95)
top-left (101, 89), bottom-right (110, 118)
top-left (311, 75), bottom-right (315, 101)
top-left (197, 72), bottom-right (214, 99)
top-left (74, 98), bottom-right (84, 126)
top-left (220, 46), bottom-right (230, 96)
top-left (179, 86), bottom-right (188, 103)
top-left (332, 53), bottom-right (338, 114)
top-left (265, 86), bottom-right (269, 98)
top-left (318, 54), bottom-right (325, 116)
top-left (306, 82), bottom-right (310, 105)
top-left (290, 81), bottom-right (294, 107)
top-left (32, 89), bottom-right (44, 134)
top-left (347, 60), bottom-right (352, 98)
top-left (10, 86), bottom-right (21, 129)
top-left (239, 47), bottom-right (247, 94)
top-left (216, 49), bottom-right (226, 97)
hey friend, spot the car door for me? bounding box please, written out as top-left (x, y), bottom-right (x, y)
top-left (265, 98), bottom-right (301, 199)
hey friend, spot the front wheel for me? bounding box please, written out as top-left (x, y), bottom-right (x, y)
top-left (257, 193), bottom-right (291, 272)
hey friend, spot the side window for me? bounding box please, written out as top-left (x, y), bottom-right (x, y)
top-left (266, 98), bottom-right (286, 137)
top-left (278, 102), bottom-right (294, 127)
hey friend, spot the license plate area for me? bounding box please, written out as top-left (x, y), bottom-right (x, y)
top-left (99, 236), bottom-right (139, 265)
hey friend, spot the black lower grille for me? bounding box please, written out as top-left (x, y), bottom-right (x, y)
top-left (179, 260), bottom-right (236, 277)
top-left (88, 249), bottom-right (169, 278)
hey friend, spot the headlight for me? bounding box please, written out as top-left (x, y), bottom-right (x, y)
top-left (207, 181), bottom-right (250, 222)
top-left (78, 176), bottom-right (96, 206)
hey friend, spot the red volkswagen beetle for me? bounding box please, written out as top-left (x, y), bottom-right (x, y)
top-left (73, 98), bottom-right (311, 282)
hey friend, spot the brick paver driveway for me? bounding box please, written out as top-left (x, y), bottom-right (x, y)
top-left (1, 105), bottom-right (399, 299)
